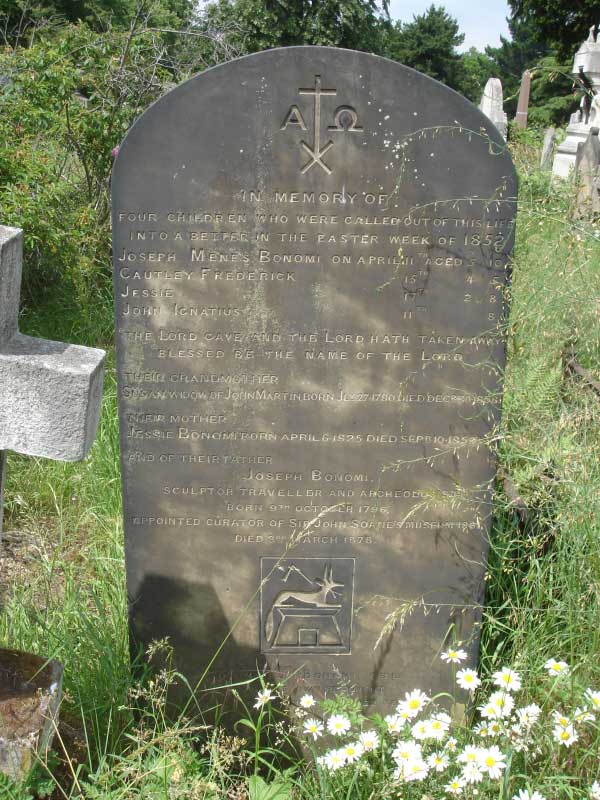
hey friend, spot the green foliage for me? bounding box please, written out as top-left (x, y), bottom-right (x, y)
top-left (0, 21), bottom-right (174, 306)
top-left (248, 774), bottom-right (293, 800)
top-left (481, 16), bottom-right (575, 126)
top-left (0, 0), bottom-right (193, 37)
top-left (508, 0), bottom-right (600, 59)
top-left (485, 16), bottom-right (551, 114)
top-left (202, 0), bottom-right (388, 53)
top-left (458, 47), bottom-right (497, 102)
top-left (382, 4), bottom-right (465, 90)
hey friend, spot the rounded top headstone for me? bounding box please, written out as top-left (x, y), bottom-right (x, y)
top-left (112, 46), bottom-right (517, 713)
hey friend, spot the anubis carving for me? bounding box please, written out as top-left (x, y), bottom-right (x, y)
top-left (264, 563), bottom-right (344, 644)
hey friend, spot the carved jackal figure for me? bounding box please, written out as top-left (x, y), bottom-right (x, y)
top-left (264, 564), bottom-right (344, 644)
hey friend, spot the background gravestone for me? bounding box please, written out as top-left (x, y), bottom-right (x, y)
top-left (479, 77), bottom-right (508, 140)
top-left (113, 47), bottom-right (517, 712)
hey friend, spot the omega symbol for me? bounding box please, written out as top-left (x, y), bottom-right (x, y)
top-left (280, 75), bottom-right (363, 175)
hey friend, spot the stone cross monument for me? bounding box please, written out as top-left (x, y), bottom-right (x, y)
top-left (0, 224), bottom-right (105, 782)
top-left (479, 78), bottom-right (508, 139)
top-left (553, 25), bottom-right (600, 178)
top-left (0, 225), bottom-right (105, 533)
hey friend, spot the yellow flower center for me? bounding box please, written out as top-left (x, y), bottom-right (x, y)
top-left (409, 699), bottom-right (420, 709)
top-left (485, 756), bottom-right (496, 767)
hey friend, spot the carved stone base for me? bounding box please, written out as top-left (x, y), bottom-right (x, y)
top-left (0, 648), bottom-right (63, 782)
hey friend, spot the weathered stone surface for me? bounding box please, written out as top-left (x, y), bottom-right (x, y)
top-left (0, 226), bottom-right (105, 462)
top-left (540, 127), bottom-right (557, 170)
top-left (574, 127), bottom-right (600, 215)
top-left (479, 78), bottom-right (508, 139)
top-left (0, 648), bottom-right (63, 782)
top-left (113, 47), bottom-right (517, 712)
top-left (515, 70), bottom-right (531, 128)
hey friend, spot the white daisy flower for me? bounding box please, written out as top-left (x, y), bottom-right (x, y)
top-left (397, 689), bottom-right (429, 718)
top-left (445, 776), bottom-right (465, 795)
top-left (574, 706), bottom-right (595, 723)
top-left (327, 714), bottom-right (351, 736)
top-left (462, 761), bottom-right (484, 784)
top-left (254, 688), bottom-right (273, 708)
top-left (479, 700), bottom-right (499, 719)
top-left (488, 690), bottom-right (515, 718)
top-left (551, 710), bottom-right (570, 728)
top-left (358, 730), bottom-right (380, 751)
top-left (492, 667), bottom-right (522, 692)
top-left (342, 741), bottom-right (364, 763)
top-left (385, 713), bottom-right (405, 734)
top-left (427, 751), bottom-right (449, 772)
top-left (428, 713), bottom-right (451, 740)
top-left (512, 791), bottom-right (547, 800)
top-left (515, 704), bottom-right (541, 727)
top-left (445, 736), bottom-right (458, 752)
top-left (478, 745), bottom-right (507, 779)
top-left (442, 648), bottom-right (468, 663)
top-left (411, 719), bottom-right (431, 740)
top-left (590, 781), bottom-right (600, 800)
top-left (392, 739), bottom-right (422, 765)
top-left (553, 723), bottom-right (578, 746)
top-left (457, 668), bottom-right (481, 692)
top-left (402, 758), bottom-right (429, 782)
top-left (324, 748), bottom-right (346, 770)
top-left (299, 693), bottom-right (315, 709)
top-left (585, 689), bottom-right (600, 710)
top-left (458, 745), bottom-right (482, 764)
top-left (544, 658), bottom-right (569, 677)
top-left (303, 718), bottom-right (323, 740)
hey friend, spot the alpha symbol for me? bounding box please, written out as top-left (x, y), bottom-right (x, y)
top-left (281, 75), bottom-right (363, 174)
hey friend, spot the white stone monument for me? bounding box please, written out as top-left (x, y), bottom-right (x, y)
top-left (553, 25), bottom-right (600, 178)
top-left (479, 77), bottom-right (508, 140)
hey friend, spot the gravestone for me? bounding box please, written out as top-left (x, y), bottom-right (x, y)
top-left (574, 127), bottom-right (600, 216)
top-left (553, 26), bottom-right (600, 178)
top-left (479, 78), bottom-right (508, 140)
top-left (540, 127), bottom-right (557, 170)
top-left (0, 225), bottom-right (105, 781)
top-left (515, 70), bottom-right (531, 128)
top-left (113, 47), bottom-right (517, 713)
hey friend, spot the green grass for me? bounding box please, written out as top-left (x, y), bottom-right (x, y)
top-left (1, 133), bottom-right (600, 798)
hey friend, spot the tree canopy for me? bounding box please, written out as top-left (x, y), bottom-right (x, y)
top-left (381, 5), bottom-right (465, 89)
top-left (202, 0), bottom-right (388, 52)
top-left (508, 0), bottom-right (600, 60)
